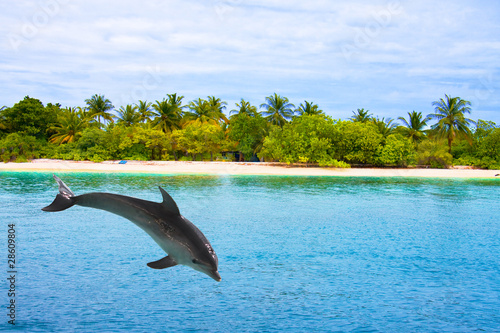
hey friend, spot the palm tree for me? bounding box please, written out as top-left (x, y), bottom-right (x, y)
top-left (185, 98), bottom-right (211, 124)
top-left (207, 96), bottom-right (228, 124)
top-left (116, 104), bottom-right (141, 127)
top-left (371, 117), bottom-right (397, 138)
top-left (136, 100), bottom-right (153, 123)
top-left (429, 94), bottom-right (476, 153)
top-left (0, 106), bottom-right (8, 131)
top-left (185, 97), bottom-right (227, 125)
top-left (398, 111), bottom-right (430, 144)
top-left (84, 94), bottom-right (114, 128)
top-left (151, 94), bottom-right (185, 133)
top-left (295, 101), bottom-right (324, 116)
top-left (230, 99), bottom-right (258, 117)
top-left (253, 121), bottom-right (272, 158)
top-left (350, 108), bottom-right (372, 122)
top-left (49, 107), bottom-right (89, 144)
top-left (260, 93), bottom-right (295, 127)
top-left (167, 93), bottom-right (185, 112)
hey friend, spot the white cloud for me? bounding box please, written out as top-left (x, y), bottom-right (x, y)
top-left (0, 0), bottom-right (499, 123)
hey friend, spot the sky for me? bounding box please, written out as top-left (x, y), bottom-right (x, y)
top-left (2, 0), bottom-right (500, 124)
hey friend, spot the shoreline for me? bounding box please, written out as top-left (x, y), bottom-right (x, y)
top-left (0, 159), bottom-right (499, 178)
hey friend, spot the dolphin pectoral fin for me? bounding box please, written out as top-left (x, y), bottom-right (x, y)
top-left (158, 187), bottom-right (180, 215)
top-left (147, 256), bottom-right (178, 269)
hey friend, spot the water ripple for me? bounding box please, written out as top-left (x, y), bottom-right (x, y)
top-left (0, 172), bottom-right (498, 332)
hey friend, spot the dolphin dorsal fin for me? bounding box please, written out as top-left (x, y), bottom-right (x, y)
top-left (159, 187), bottom-right (180, 215)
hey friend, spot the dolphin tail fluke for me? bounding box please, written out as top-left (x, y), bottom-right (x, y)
top-left (42, 194), bottom-right (76, 211)
top-left (41, 175), bottom-right (76, 212)
top-left (53, 174), bottom-right (75, 197)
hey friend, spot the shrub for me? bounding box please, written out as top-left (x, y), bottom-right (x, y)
top-left (331, 121), bottom-right (383, 164)
top-left (375, 134), bottom-right (416, 167)
top-left (0, 133), bottom-right (41, 162)
top-left (318, 157), bottom-right (351, 168)
top-left (417, 140), bottom-right (453, 168)
top-left (261, 115), bottom-right (336, 164)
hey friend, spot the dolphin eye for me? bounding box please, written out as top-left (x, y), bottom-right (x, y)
top-left (192, 259), bottom-right (198, 264)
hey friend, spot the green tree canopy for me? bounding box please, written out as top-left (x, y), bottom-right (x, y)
top-left (0, 96), bottom-right (60, 139)
top-left (261, 114), bottom-right (337, 165)
top-left (474, 120), bottom-right (497, 141)
top-left (228, 112), bottom-right (267, 160)
top-left (132, 126), bottom-right (172, 160)
top-left (172, 121), bottom-right (224, 161)
top-left (71, 127), bottom-right (113, 162)
top-left (1, 93), bottom-right (498, 168)
top-left (0, 133), bottom-right (42, 162)
top-left (375, 134), bottom-right (416, 166)
top-left (474, 123), bottom-right (500, 169)
top-left (416, 139), bottom-right (453, 168)
top-left (331, 120), bottom-right (383, 164)
top-left (105, 124), bottom-right (171, 161)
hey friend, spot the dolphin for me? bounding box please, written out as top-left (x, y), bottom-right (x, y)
top-left (42, 175), bottom-right (221, 282)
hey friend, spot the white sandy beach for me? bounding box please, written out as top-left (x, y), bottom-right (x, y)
top-left (0, 159), bottom-right (498, 178)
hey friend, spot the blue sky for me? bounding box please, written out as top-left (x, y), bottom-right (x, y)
top-left (2, 0), bottom-right (500, 124)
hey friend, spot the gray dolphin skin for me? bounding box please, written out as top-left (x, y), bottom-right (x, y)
top-left (42, 175), bottom-right (221, 282)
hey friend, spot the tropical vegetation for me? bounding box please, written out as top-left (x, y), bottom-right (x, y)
top-left (0, 94), bottom-right (498, 169)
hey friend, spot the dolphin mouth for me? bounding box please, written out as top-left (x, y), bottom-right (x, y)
top-left (210, 270), bottom-right (222, 282)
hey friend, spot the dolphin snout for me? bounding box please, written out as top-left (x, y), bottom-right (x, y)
top-left (210, 270), bottom-right (222, 282)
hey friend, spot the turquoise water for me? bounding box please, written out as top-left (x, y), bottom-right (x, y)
top-left (1, 172), bottom-right (499, 332)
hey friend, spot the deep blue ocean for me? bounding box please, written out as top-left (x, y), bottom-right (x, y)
top-left (1, 172), bottom-right (499, 332)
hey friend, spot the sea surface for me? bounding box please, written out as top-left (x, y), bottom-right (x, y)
top-left (1, 172), bottom-right (499, 332)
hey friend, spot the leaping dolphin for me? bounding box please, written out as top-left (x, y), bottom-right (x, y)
top-left (42, 175), bottom-right (221, 282)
